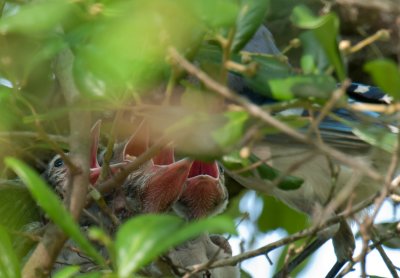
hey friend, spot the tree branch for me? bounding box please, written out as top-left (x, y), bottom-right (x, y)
top-left (0, 131), bottom-right (68, 144)
top-left (338, 229), bottom-right (400, 277)
top-left (374, 242), bottom-right (399, 278)
top-left (22, 46), bottom-right (91, 277)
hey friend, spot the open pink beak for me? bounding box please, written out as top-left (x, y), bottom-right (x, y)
top-left (176, 160), bottom-right (227, 219)
top-left (89, 120), bottom-right (125, 185)
top-left (122, 120), bottom-right (149, 162)
top-left (121, 120), bottom-right (193, 213)
top-left (89, 163), bottom-right (126, 184)
top-left (152, 148), bottom-right (175, 165)
top-left (143, 157), bottom-right (193, 213)
top-left (188, 161), bottom-right (220, 180)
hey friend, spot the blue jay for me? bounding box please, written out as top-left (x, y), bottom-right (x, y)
top-left (226, 25), bottom-right (398, 277)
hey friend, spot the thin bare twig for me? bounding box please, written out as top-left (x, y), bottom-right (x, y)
top-left (358, 130), bottom-right (400, 277)
top-left (221, 27), bottom-right (236, 84)
top-left (0, 131), bottom-right (68, 144)
top-left (306, 82), bottom-right (348, 137)
top-left (338, 229), bottom-right (400, 277)
top-left (374, 241), bottom-right (399, 278)
top-left (346, 29), bottom-right (391, 54)
top-left (13, 95), bottom-right (75, 172)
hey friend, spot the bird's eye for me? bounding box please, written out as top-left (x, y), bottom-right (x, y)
top-left (218, 164), bottom-right (224, 174)
top-left (54, 158), bottom-right (64, 168)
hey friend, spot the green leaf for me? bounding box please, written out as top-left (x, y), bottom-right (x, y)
top-left (0, 87), bottom-right (20, 131)
top-left (88, 227), bottom-right (116, 270)
top-left (364, 59), bottom-right (400, 100)
top-left (192, 0), bottom-right (239, 28)
top-left (222, 150), bottom-right (251, 170)
top-left (382, 238), bottom-right (400, 249)
top-left (267, 75), bottom-right (337, 100)
top-left (259, 196), bottom-right (308, 234)
top-left (248, 154), bottom-right (303, 190)
top-left (0, 182), bottom-right (42, 260)
top-left (352, 126), bottom-right (396, 153)
top-left (222, 152), bottom-right (303, 190)
top-left (0, 181), bottom-right (40, 231)
top-left (75, 273), bottom-right (104, 278)
top-left (5, 158), bottom-right (105, 266)
top-left (88, 227), bottom-right (113, 250)
top-left (273, 242), bottom-right (311, 276)
top-left (240, 55), bottom-right (336, 100)
top-left (75, 0), bottom-right (205, 99)
top-left (291, 5), bottom-right (345, 81)
top-left (258, 195), bottom-right (310, 276)
top-left (242, 55), bottom-right (293, 97)
top-left (259, 115), bottom-right (309, 135)
top-left (240, 268), bottom-right (253, 278)
top-left (0, 226), bottom-right (20, 278)
top-left (13, 222), bottom-right (43, 261)
top-left (373, 222), bottom-right (400, 249)
top-left (291, 5), bottom-right (327, 28)
top-left (180, 86), bottom-right (222, 112)
top-left (115, 214), bottom-right (235, 277)
top-left (53, 266), bottom-right (80, 278)
top-left (232, 0), bottom-right (270, 52)
top-left (0, 0), bottom-right (74, 34)
top-left (24, 36), bottom-right (66, 80)
top-left (249, 154), bottom-right (281, 180)
top-left (195, 43), bottom-right (224, 66)
top-left (212, 110), bottom-right (249, 149)
top-left (299, 31), bottom-right (329, 75)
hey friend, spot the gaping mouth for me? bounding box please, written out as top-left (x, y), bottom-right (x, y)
top-left (89, 162), bottom-right (126, 184)
top-left (89, 120), bottom-right (128, 184)
top-left (122, 120), bottom-right (175, 166)
top-left (188, 161), bottom-right (219, 180)
top-left (122, 120), bottom-right (149, 160)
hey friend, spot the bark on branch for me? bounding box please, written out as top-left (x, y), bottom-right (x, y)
top-left (22, 46), bottom-right (91, 277)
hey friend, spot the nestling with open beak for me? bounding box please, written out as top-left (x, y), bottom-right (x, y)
top-left (173, 160), bottom-right (228, 220)
top-left (112, 121), bottom-right (193, 216)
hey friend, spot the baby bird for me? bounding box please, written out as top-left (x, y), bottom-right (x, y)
top-left (168, 161), bottom-right (235, 275)
top-left (112, 121), bottom-right (193, 216)
top-left (173, 160), bottom-right (228, 220)
top-left (123, 148), bottom-right (193, 214)
top-left (43, 120), bottom-right (104, 197)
